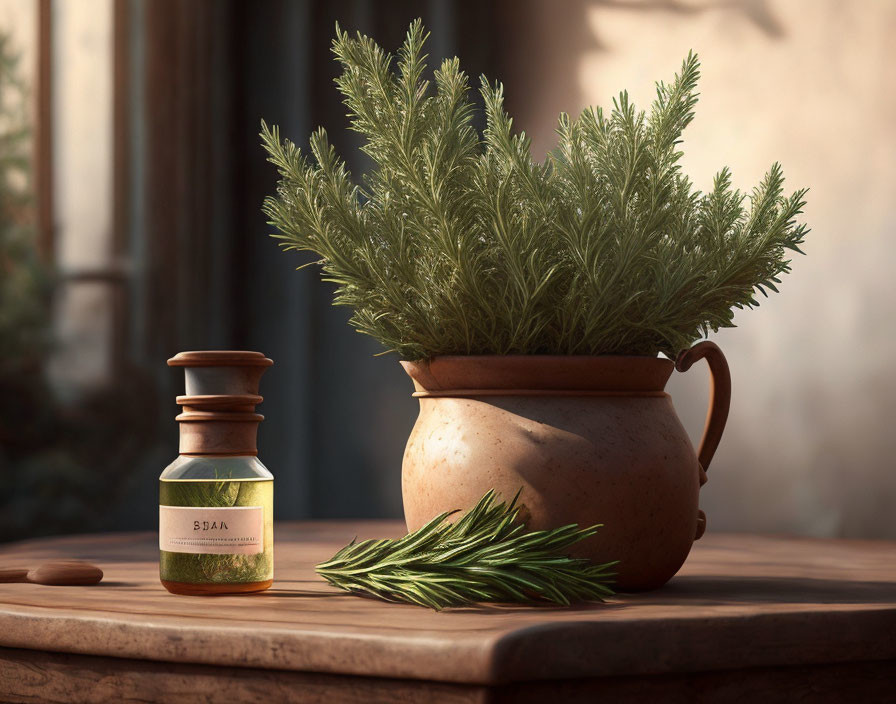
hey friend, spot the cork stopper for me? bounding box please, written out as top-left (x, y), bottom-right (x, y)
top-left (168, 351), bottom-right (273, 456)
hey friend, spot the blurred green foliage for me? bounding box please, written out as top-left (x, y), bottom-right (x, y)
top-left (0, 33), bottom-right (52, 371)
top-left (0, 32), bottom-right (156, 541)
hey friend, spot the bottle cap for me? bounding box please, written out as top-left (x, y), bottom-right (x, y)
top-left (167, 351), bottom-right (273, 455)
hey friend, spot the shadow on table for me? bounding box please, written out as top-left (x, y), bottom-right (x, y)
top-left (221, 575), bottom-right (896, 611)
top-left (399, 575), bottom-right (896, 612)
top-left (645, 575), bottom-right (896, 606)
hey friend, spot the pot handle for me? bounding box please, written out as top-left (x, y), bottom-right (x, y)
top-left (675, 342), bottom-right (730, 541)
top-left (675, 341), bottom-right (731, 475)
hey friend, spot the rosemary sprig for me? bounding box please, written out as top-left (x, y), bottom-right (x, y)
top-left (316, 490), bottom-right (617, 610)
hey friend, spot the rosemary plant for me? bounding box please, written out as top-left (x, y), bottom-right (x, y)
top-left (262, 20), bottom-right (808, 360)
top-left (316, 490), bottom-right (616, 610)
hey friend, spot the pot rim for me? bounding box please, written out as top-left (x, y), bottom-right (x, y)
top-left (401, 355), bottom-right (675, 395)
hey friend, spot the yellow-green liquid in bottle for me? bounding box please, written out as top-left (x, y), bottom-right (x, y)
top-left (159, 458), bottom-right (273, 595)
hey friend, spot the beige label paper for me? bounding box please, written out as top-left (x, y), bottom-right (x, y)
top-left (159, 506), bottom-right (263, 555)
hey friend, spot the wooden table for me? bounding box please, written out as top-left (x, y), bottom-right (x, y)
top-left (0, 523), bottom-right (894, 703)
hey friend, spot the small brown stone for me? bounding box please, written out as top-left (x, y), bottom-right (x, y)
top-left (0, 568), bottom-right (29, 583)
top-left (27, 561), bottom-right (103, 586)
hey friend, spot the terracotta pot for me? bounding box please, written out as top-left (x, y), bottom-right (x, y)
top-left (400, 342), bottom-right (731, 591)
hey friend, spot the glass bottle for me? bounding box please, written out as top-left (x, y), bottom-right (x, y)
top-left (159, 351), bottom-right (274, 595)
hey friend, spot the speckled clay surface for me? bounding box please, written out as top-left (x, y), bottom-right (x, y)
top-left (401, 349), bottom-right (730, 591)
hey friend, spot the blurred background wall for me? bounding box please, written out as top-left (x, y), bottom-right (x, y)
top-left (499, 0), bottom-right (896, 539)
top-left (0, 0), bottom-right (893, 541)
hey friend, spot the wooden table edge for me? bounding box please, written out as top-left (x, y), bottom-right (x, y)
top-left (486, 607), bottom-right (896, 682)
top-left (2, 603), bottom-right (895, 685)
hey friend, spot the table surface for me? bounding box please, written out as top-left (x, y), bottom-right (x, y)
top-left (0, 523), bottom-right (894, 687)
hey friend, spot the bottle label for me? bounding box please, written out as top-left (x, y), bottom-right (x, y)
top-left (159, 506), bottom-right (264, 555)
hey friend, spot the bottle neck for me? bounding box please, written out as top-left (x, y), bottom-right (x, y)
top-left (176, 395), bottom-right (263, 455)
